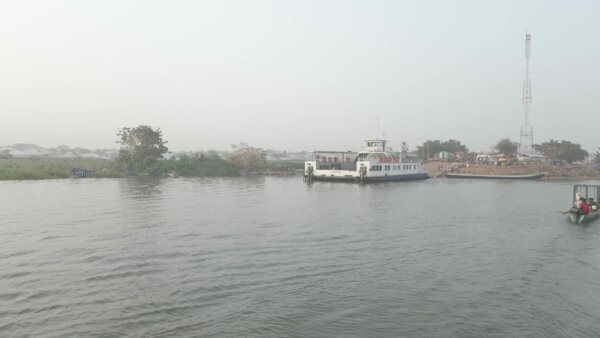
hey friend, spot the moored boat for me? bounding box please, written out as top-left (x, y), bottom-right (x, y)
top-left (445, 172), bottom-right (546, 180)
top-left (304, 139), bottom-right (427, 183)
top-left (565, 184), bottom-right (600, 224)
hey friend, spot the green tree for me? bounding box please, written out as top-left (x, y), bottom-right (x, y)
top-left (541, 139), bottom-right (588, 164)
top-left (594, 147), bottom-right (600, 163)
top-left (116, 125), bottom-right (168, 174)
top-left (416, 139), bottom-right (468, 159)
top-left (495, 138), bottom-right (518, 156)
top-left (441, 139), bottom-right (468, 153)
top-left (417, 140), bottom-right (442, 159)
top-left (229, 142), bottom-right (266, 170)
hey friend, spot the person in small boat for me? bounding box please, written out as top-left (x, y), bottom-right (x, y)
top-left (566, 197), bottom-right (589, 216)
top-left (581, 199), bottom-right (590, 215)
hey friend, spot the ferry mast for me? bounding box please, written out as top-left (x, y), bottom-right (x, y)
top-left (519, 30), bottom-right (534, 155)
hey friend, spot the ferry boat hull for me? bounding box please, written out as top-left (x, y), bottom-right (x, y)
top-left (308, 172), bottom-right (428, 183)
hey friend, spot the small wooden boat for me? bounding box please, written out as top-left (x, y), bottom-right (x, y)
top-left (444, 172), bottom-right (545, 180)
top-left (567, 212), bottom-right (599, 224)
top-left (565, 184), bottom-right (600, 224)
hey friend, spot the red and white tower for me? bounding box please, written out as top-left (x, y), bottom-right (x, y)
top-left (519, 31), bottom-right (534, 155)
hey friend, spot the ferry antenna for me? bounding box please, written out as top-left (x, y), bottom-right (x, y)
top-left (376, 116), bottom-right (385, 139)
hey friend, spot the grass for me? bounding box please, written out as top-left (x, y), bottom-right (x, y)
top-left (265, 159), bottom-right (304, 170)
top-left (0, 156), bottom-right (305, 180)
top-left (0, 158), bottom-right (123, 180)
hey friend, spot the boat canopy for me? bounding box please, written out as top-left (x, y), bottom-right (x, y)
top-left (573, 185), bottom-right (600, 204)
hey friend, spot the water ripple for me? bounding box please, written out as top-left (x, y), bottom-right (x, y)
top-left (1, 178), bottom-right (600, 337)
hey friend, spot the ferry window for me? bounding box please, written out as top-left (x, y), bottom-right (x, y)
top-left (413, 165), bottom-right (416, 169)
top-left (385, 165), bottom-right (390, 171)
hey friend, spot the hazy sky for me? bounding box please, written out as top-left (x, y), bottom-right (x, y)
top-left (1, 0), bottom-right (599, 153)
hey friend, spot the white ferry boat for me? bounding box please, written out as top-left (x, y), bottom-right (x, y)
top-left (304, 139), bottom-right (428, 183)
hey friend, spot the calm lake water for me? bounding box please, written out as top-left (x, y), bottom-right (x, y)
top-left (1, 177), bottom-right (600, 337)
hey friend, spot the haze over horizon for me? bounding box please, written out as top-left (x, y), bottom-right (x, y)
top-left (2, 1), bottom-right (599, 153)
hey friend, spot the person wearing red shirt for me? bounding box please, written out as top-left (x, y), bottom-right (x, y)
top-left (566, 197), bottom-right (590, 216)
top-left (580, 198), bottom-right (590, 215)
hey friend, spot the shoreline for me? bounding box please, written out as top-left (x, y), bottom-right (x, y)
top-left (424, 161), bottom-right (600, 181)
top-left (1, 158), bottom-right (598, 181)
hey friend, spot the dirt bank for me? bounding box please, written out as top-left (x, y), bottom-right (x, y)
top-left (425, 161), bottom-right (600, 180)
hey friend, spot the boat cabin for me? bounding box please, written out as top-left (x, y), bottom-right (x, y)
top-left (356, 139), bottom-right (400, 163)
top-left (310, 151), bottom-right (357, 170)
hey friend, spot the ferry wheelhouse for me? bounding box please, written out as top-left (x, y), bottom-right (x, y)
top-left (304, 139), bottom-right (427, 183)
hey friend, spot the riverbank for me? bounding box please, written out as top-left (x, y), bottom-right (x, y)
top-left (0, 158), bottom-right (305, 180)
top-left (424, 161), bottom-right (600, 180)
top-left (0, 158), bottom-right (123, 180)
top-left (3, 157), bottom-right (596, 181)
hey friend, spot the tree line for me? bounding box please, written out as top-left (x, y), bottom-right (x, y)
top-left (115, 125), bottom-right (598, 177)
top-left (417, 138), bottom-right (591, 164)
top-left (115, 125), bottom-right (269, 176)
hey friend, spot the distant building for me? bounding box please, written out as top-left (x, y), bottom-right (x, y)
top-left (438, 151), bottom-right (454, 161)
top-left (476, 154), bottom-right (494, 164)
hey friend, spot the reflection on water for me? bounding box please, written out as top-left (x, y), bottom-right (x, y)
top-left (119, 176), bottom-right (164, 199)
top-left (1, 177), bottom-right (600, 337)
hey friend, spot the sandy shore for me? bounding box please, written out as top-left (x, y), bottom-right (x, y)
top-left (425, 161), bottom-right (600, 180)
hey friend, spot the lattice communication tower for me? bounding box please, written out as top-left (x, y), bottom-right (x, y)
top-left (519, 31), bottom-right (534, 155)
